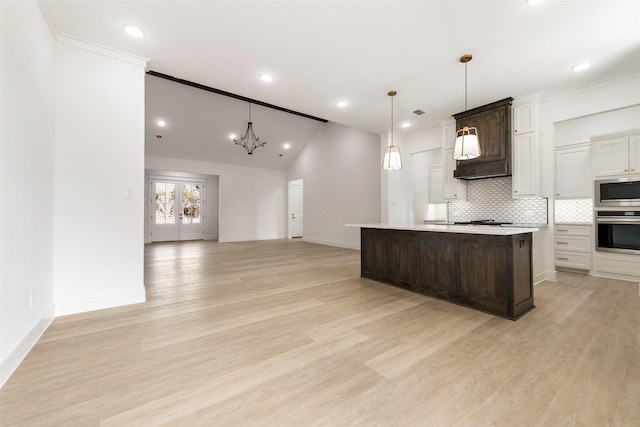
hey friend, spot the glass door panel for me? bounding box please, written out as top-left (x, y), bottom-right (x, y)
top-left (150, 180), bottom-right (205, 242)
top-left (179, 183), bottom-right (205, 240)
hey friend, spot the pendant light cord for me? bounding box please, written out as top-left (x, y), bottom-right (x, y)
top-left (391, 94), bottom-right (394, 147)
top-left (465, 62), bottom-right (468, 111)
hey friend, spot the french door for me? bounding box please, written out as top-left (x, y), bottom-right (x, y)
top-left (150, 179), bottom-right (205, 242)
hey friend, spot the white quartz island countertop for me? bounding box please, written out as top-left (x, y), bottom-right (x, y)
top-left (346, 223), bottom-right (539, 236)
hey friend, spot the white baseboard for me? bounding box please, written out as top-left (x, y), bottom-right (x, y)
top-left (218, 234), bottom-right (285, 243)
top-left (302, 237), bottom-right (360, 251)
top-left (205, 234), bottom-right (219, 241)
top-left (1, 304), bottom-right (55, 389)
top-left (55, 286), bottom-right (146, 317)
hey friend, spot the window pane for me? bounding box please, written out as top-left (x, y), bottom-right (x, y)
top-left (182, 184), bottom-right (201, 224)
top-left (155, 182), bottom-right (176, 225)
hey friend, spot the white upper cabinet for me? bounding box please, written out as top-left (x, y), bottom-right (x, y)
top-left (512, 133), bottom-right (539, 197)
top-left (513, 102), bottom-right (538, 135)
top-left (630, 134), bottom-right (640, 174)
top-left (555, 143), bottom-right (592, 198)
top-left (512, 97), bottom-right (541, 198)
top-left (429, 164), bottom-right (444, 203)
top-left (593, 134), bottom-right (640, 177)
top-left (443, 148), bottom-right (467, 200)
top-left (441, 119), bottom-right (456, 150)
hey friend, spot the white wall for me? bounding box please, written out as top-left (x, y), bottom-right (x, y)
top-left (1, 0), bottom-right (56, 386)
top-left (381, 128), bottom-right (442, 224)
top-left (53, 38), bottom-right (147, 316)
top-left (206, 175), bottom-right (220, 240)
top-left (288, 121), bottom-right (380, 249)
top-left (146, 156), bottom-right (287, 242)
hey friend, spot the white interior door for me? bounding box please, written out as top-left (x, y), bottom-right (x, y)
top-left (289, 179), bottom-right (303, 238)
top-left (151, 180), bottom-right (205, 242)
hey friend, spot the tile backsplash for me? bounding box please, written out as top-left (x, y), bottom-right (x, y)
top-left (448, 176), bottom-right (548, 224)
top-left (554, 199), bottom-right (593, 223)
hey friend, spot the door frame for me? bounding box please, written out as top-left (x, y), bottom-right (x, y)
top-left (288, 179), bottom-right (303, 238)
top-left (148, 175), bottom-right (206, 242)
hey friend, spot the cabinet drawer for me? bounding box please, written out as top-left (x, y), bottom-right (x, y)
top-left (554, 235), bottom-right (591, 252)
top-left (555, 225), bottom-right (591, 236)
top-left (555, 250), bottom-right (591, 270)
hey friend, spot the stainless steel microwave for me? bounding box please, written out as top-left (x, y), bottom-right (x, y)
top-left (595, 177), bottom-right (640, 208)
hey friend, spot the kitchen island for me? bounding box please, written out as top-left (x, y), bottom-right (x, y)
top-left (347, 223), bottom-right (539, 320)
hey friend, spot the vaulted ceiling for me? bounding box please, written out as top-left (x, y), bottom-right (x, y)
top-left (41, 1), bottom-right (640, 169)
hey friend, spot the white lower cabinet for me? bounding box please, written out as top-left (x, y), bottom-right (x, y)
top-left (554, 225), bottom-right (592, 270)
top-left (593, 252), bottom-right (640, 279)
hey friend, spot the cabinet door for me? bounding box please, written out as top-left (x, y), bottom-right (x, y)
top-left (429, 165), bottom-right (444, 203)
top-left (459, 237), bottom-right (509, 316)
top-left (441, 120), bottom-right (457, 150)
top-left (418, 233), bottom-right (459, 299)
top-left (629, 134), bottom-right (640, 175)
top-left (512, 133), bottom-right (538, 197)
top-left (555, 144), bottom-right (592, 198)
top-left (388, 231), bottom-right (419, 289)
top-left (361, 229), bottom-right (388, 280)
top-left (593, 137), bottom-right (629, 177)
top-left (513, 103), bottom-right (536, 135)
top-left (443, 149), bottom-right (467, 200)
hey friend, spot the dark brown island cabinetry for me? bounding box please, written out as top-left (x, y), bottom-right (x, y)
top-left (360, 228), bottom-right (534, 320)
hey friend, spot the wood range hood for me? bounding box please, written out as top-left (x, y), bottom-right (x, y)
top-left (453, 97), bottom-right (513, 180)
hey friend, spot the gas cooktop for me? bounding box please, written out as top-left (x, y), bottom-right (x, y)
top-left (453, 220), bottom-right (514, 226)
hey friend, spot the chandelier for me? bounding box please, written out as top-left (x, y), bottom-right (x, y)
top-left (234, 103), bottom-right (266, 155)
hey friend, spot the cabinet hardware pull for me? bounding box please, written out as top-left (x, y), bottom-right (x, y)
top-left (624, 169), bottom-right (628, 172)
top-left (557, 193), bottom-right (560, 196)
top-left (557, 241), bottom-right (569, 245)
top-left (632, 168), bottom-right (636, 172)
top-left (557, 257), bottom-right (569, 261)
top-left (556, 229), bottom-right (568, 232)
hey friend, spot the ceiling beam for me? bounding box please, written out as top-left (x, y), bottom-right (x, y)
top-left (147, 70), bottom-right (329, 123)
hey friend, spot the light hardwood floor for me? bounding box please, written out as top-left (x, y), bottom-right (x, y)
top-left (1, 239), bottom-right (639, 426)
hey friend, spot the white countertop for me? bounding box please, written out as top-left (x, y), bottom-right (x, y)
top-left (346, 223), bottom-right (539, 235)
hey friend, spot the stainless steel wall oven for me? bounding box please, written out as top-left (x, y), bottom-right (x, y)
top-left (596, 210), bottom-right (640, 254)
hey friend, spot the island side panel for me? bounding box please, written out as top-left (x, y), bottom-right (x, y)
top-left (361, 228), bottom-right (389, 282)
top-left (511, 233), bottom-right (534, 318)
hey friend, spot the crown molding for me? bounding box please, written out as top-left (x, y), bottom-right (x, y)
top-left (56, 34), bottom-right (148, 68)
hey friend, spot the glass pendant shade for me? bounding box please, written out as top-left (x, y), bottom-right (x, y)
top-left (453, 126), bottom-right (480, 160)
top-left (383, 145), bottom-right (403, 170)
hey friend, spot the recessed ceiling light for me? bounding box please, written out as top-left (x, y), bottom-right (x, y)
top-left (229, 134), bottom-right (237, 140)
top-left (526, 0), bottom-right (545, 5)
top-left (401, 122), bottom-right (411, 128)
top-left (283, 143), bottom-right (291, 149)
top-left (157, 120), bottom-right (166, 127)
top-left (571, 62), bottom-right (591, 72)
top-left (124, 24), bottom-right (145, 39)
top-left (260, 73), bottom-right (273, 83)
top-left (336, 100), bottom-right (348, 108)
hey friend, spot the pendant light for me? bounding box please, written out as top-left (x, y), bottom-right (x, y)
top-left (453, 54), bottom-right (481, 160)
top-left (382, 90), bottom-right (403, 170)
